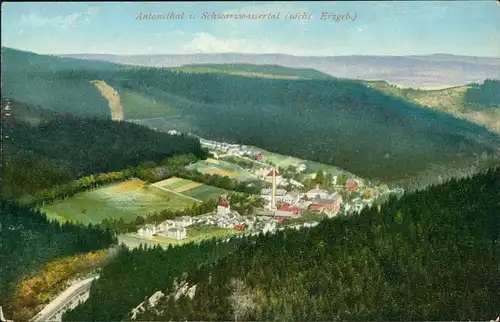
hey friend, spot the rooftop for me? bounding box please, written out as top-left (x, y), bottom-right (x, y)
top-left (267, 169), bottom-right (280, 177)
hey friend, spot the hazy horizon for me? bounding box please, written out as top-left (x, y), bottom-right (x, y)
top-left (4, 46), bottom-right (500, 59)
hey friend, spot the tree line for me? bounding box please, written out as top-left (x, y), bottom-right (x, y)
top-left (1, 116), bottom-right (207, 201)
top-left (465, 79), bottom-right (500, 108)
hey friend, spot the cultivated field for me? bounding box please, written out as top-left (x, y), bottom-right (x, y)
top-left (42, 179), bottom-right (195, 225)
top-left (186, 159), bottom-right (257, 181)
top-left (154, 177), bottom-right (228, 201)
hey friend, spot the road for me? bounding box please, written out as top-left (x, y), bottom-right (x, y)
top-left (31, 276), bottom-right (99, 322)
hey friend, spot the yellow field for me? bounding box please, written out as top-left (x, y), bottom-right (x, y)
top-left (206, 169), bottom-right (237, 176)
top-left (113, 180), bottom-right (144, 193)
top-left (173, 182), bottom-right (202, 192)
top-left (154, 177), bottom-right (183, 186)
top-left (90, 80), bottom-right (124, 121)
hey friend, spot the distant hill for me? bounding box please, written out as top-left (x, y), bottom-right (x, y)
top-left (1, 47), bottom-right (117, 118)
top-left (169, 63), bottom-right (335, 80)
top-left (364, 79), bottom-right (500, 133)
top-left (3, 48), bottom-right (500, 186)
top-left (61, 52), bottom-right (500, 88)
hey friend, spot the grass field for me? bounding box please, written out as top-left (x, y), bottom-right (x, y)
top-left (154, 177), bottom-right (228, 201)
top-left (186, 159), bottom-right (257, 182)
top-left (42, 180), bottom-right (195, 225)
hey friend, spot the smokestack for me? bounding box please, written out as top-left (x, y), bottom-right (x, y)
top-left (271, 167), bottom-right (276, 209)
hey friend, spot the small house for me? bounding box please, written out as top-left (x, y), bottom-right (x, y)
top-left (306, 185), bottom-right (330, 199)
top-left (345, 179), bottom-right (359, 192)
top-left (166, 227), bottom-right (187, 240)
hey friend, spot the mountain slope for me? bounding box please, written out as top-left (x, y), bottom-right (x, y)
top-left (98, 68), bottom-right (500, 185)
top-left (364, 80), bottom-right (500, 133)
top-left (61, 52), bottom-right (500, 88)
top-left (169, 63), bottom-right (335, 80)
top-left (1, 47), bottom-right (120, 118)
top-left (1, 102), bottom-right (206, 200)
top-left (3, 48), bottom-right (500, 186)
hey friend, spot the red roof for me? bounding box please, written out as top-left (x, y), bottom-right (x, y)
top-left (255, 153), bottom-right (263, 160)
top-left (218, 200), bottom-right (230, 207)
top-left (267, 169), bottom-right (280, 177)
top-left (234, 224), bottom-right (247, 231)
top-left (309, 204), bottom-right (325, 211)
top-left (277, 204), bottom-right (302, 213)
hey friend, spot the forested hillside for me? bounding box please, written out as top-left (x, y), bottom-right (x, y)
top-left (364, 79), bottom-right (500, 133)
top-left (132, 166), bottom-right (500, 321)
top-left (62, 238), bottom-right (249, 321)
top-left (465, 79), bottom-right (500, 108)
top-left (1, 47), bottom-right (122, 117)
top-left (1, 112), bottom-right (207, 200)
top-left (3, 48), bottom-right (500, 185)
top-left (169, 63), bottom-right (335, 79)
top-left (99, 68), bottom-right (500, 185)
top-left (0, 201), bottom-right (117, 314)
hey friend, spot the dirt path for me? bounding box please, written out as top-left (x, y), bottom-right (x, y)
top-left (151, 184), bottom-right (203, 203)
top-left (90, 80), bottom-right (124, 121)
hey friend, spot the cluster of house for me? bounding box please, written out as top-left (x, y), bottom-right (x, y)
top-left (195, 200), bottom-right (249, 230)
top-left (199, 139), bottom-right (256, 158)
top-left (137, 216), bottom-right (192, 240)
top-left (167, 130), bottom-right (181, 136)
top-left (258, 184), bottom-right (345, 219)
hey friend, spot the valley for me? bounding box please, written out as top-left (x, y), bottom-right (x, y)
top-left (1, 15), bottom-right (500, 321)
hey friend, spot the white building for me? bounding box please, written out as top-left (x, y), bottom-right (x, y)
top-left (297, 164), bottom-right (307, 172)
top-left (217, 200), bottom-right (231, 215)
top-left (137, 224), bottom-right (156, 238)
top-left (166, 227), bottom-right (187, 240)
top-left (157, 220), bottom-right (175, 232)
top-left (306, 185), bottom-right (330, 199)
top-left (303, 221), bottom-right (319, 228)
top-left (174, 216), bottom-right (193, 228)
top-left (260, 188), bottom-right (288, 203)
top-left (282, 191), bottom-right (302, 204)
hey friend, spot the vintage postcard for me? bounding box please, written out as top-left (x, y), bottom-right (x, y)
top-left (1, 1), bottom-right (499, 321)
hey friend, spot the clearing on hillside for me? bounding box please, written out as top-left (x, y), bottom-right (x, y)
top-left (42, 179), bottom-right (195, 225)
top-left (90, 80), bottom-right (124, 121)
top-left (118, 89), bottom-right (181, 120)
top-left (206, 169), bottom-right (237, 177)
top-left (186, 160), bottom-right (257, 182)
top-left (154, 177), bottom-right (228, 201)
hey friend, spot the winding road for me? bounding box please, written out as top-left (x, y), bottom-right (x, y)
top-left (30, 276), bottom-right (99, 322)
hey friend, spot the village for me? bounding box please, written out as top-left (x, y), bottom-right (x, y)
top-left (134, 136), bottom-right (404, 242)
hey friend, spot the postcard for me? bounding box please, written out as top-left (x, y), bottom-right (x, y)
top-left (1, 1), bottom-right (499, 321)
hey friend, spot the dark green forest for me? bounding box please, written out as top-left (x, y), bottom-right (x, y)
top-left (170, 63), bottom-right (335, 79)
top-left (4, 48), bottom-right (500, 185)
top-left (62, 238), bottom-right (249, 321)
top-left (1, 115), bottom-right (207, 200)
top-left (465, 79), bottom-right (500, 108)
top-left (66, 167), bottom-right (500, 321)
top-left (0, 201), bottom-right (117, 310)
top-left (98, 68), bottom-right (500, 184)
